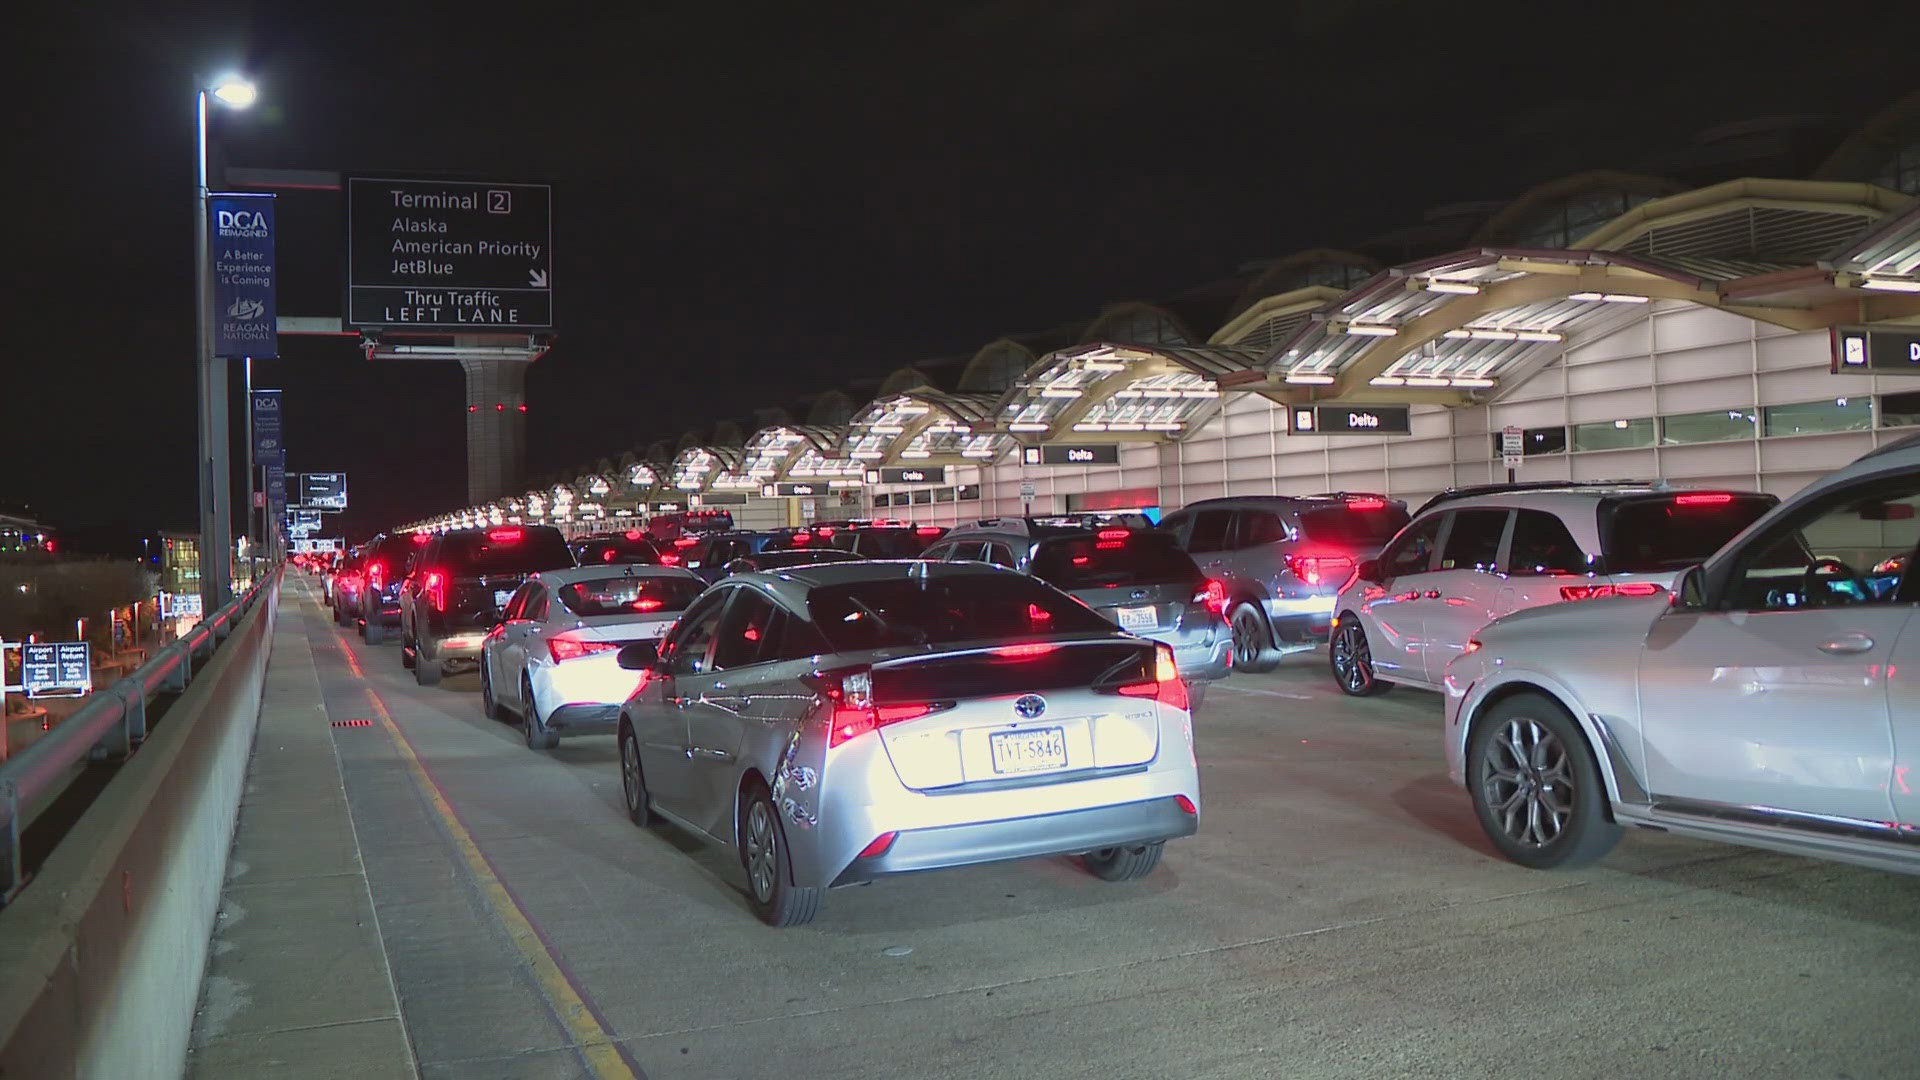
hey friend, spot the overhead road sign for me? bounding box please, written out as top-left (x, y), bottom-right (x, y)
top-left (347, 177), bottom-right (553, 329)
top-left (300, 472), bottom-right (348, 510)
top-left (1832, 327), bottom-right (1920, 374)
top-left (1023, 445), bottom-right (1120, 466)
top-left (209, 193), bottom-right (278, 359)
top-left (769, 482), bottom-right (827, 497)
top-left (21, 642), bottom-right (90, 698)
top-left (1288, 404), bottom-right (1412, 436)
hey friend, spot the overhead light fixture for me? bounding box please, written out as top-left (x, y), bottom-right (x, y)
top-left (1404, 376), bottom-right (1450, 387)
top-left (1081, 360), bottom-right (1127, 372)
top-left (1515, 330), bottom-right (1564, 342)
top-left (1107, 422), bottom-right (1145, 431)
top-left (1009, 422), bottom-right (1050, 432)
top-left (1344, 323), bottom-right (1399, 337)
top-left (1443, 329), bottom-right (1473, 339)
top-left (1450, 376), bottom-right (1497, 388)
top-left (1072, 422), bottom-right (1107, 432)
top-left (900, 450), bottom-right (932, 459)
top-left (1283, 372), bottom-right (1336, 385)
top-left (1370, 376), bottom-right (1406, 386)
top-left (1860, 277), bottom-right (1920, 293)
top-left (1039, 387), bottom-right (1083, 399)
top-left (1144, 422), bottom-right (1183, 431)
top-left (1181, 388), bottom-right (1220, 398)
top-left (1423, 279), bottom-right (1481, 295)
top-left (1468, 329), bottom-right (1518, 341)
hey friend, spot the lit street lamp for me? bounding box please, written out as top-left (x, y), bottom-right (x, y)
top-left (195, 74), bottom-right (255, 617)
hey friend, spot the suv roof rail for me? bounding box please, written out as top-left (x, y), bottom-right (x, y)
top-left (1412, 478), bottom-right (1663, 516)
top-left (1299, 491), bottom-right (1396, 502)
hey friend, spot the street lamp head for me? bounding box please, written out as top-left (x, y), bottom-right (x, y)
top-left (210, 77), bottom-right (257, 109)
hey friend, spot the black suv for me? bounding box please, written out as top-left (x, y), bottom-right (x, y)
top-left (398, 525), bottom-right (575, 686)
top-left (357, 531), bottom-right (430, 645)
top-left (569, 530), bottom-right (662, 566)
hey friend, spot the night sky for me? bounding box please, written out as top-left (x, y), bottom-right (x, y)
top-left (12, 2), bottom-right (1912, 550)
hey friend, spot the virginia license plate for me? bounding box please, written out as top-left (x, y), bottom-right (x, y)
top-left (989, 727), bottom-right (1067, 774)
top-left (1117, 605), bottom-right (1157, 632)
top-left (493, 589), bottom-right (515, 609)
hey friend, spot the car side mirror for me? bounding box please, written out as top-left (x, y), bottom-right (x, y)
top-left (1356, 558), bottom-right (1380, 583)
top-left (617, 641), bottom-right (660, 670)
top-left (1670, 564), bottom-right (1707, 610)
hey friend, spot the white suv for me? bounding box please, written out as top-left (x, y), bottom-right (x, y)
top-left (1328, 482), bottom-right (1776, 696)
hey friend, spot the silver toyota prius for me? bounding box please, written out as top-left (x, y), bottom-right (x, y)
top-left (614, 561), bottom-right (1202, 926)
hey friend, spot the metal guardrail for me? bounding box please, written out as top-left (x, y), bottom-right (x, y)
top-left (0, 568), bottom-right (280, 901)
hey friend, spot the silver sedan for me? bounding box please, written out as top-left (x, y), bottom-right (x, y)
top-left (614, 561), bottom-right (1202, 926)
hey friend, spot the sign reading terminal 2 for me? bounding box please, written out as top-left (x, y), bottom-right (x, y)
top-left (347, 177), bottom-right (553, 330)
top-left (1289, 404), bottom-right (1412, 436)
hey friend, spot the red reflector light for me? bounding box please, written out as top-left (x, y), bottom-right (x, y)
top-left (1097, 529), bottom-right (1131, 540)
top-left (992, 643), bottom-right (1058, 659)
top-left (487, 527), bottom-right (523, 542)
top-left (423, 570), bottom-right (447, 611)
top-left (1674, 493), bottom-right (1734, 505)
top-left (1175, 794), bottom-right (1197, 815)
top-left (548, 636), bottom-right (618, 662)
top-left (857, 832), bottom-right (898, 859)
top-left (495, 403), bottom-right (505, 412)
top-left (1346, 498), bottom-right (1385, 510)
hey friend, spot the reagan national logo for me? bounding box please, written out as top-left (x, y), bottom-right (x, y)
top-left (226, 297), bottom-right (266, 320)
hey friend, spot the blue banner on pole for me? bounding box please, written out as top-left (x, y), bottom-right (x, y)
top-left (210, 193), bottom-right (278, 359)
top-left (251, 389), bottom-right (282, 458)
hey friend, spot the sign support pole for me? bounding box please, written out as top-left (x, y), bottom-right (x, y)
top-left (194, 89), bottom-right (234, 617)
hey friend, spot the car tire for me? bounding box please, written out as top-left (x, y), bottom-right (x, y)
top-left (363, 612), bottom-right (384, 646)
top-left (414, 640), bottom-right (442, 686)
top-left (1228, 603), bottom-right (1282, 674)
top-left (480, 660), bottom-right (507, 721)
top-left (619, 722), bottom-right (650, 826)
top-left (1329, 617), bottom-right (1391, 697)
top-left (522, 677), bottom-right (556, 749)
top-left (400, 630), bottom-right (416, 668)
top-left (1185, 681), bottom-right (1207, 714)
top-left (740, 782), bottom-right (820, 927)
top-left (1083, 841), bottom-right (1164, 881)
top-left (1467, 692), bottom-right (1622, 869)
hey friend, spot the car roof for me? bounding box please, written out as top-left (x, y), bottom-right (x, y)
top-left (532, 565), bottom-right (702, 586)
top-left (1413, 484), bottom-right (1770, 519)
top-left (1176, 493), bottom-right (1397, 511)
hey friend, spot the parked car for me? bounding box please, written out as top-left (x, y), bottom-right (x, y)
top-left (1443, 436), bottom-right (1920, 875)
top-left (482, 565), bottom-right (707, 749)
top-left (1158, 493), bottom-right (1410, 672)
top-left (675, 531), bottom-right (787, 583)
top-left (398, 524), bottom-right (575, 686)
top-left (926, 518), bottom-right (1231, 706)
top-left (1331, 482), bottom-right (1776, 696)
top-left (357, 532), bottom-right (430, 645)
top-left (570, 530), bottom-right (662, 567)
top-left (330, 550), bottom-right (366, 626)
top-left (643, 509), bottom-right (735, 544)
top-left (716, 548), bottom-right (862, 575)
top-left (812, 523), bottom-right (948, 558)
top-left (613, 561), bottom-right (1201, 925)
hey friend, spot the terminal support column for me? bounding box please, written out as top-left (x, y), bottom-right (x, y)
top-left (460, 357), bottom-right (530, 505)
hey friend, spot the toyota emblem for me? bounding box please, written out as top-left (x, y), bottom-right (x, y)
top-left (1013, 694), bottom-right (1047, 719)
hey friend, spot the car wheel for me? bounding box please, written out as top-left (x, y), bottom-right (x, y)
top-left (1329, 618), bottom-right (1391, 697)
top-left (400, 629), bottom-right (416, 668)
top-left (619, 722), bottom-right (650, 826)
top-left (1228, 603), bottom-right (1281, 674)
top-left (1468, 692), bottom-right (1622, 869)
top-left (1083, 841), bottom-right (1164, 881)
top-left (740, 782), bottom-right (820, 927)
top-left (363, 612), bottom-right (383, 645)
top-left (480, 660), bottom-right (506, 721)
top-left (522, 677), bottom-right (556, 749)
top-left (414, 639), bottom-right (442, 686)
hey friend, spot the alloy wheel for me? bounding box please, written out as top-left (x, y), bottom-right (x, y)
top-left (1231, 610), bottom-right (1263, 668)
top-left (621, 735), bottom-right (642, 812)
top-left (1481, 718), bottom-right (1575, 849)
top-left (744, 800), bottom-right (777, 903)
top-left (1331, 624), bottom-right (1371, 693)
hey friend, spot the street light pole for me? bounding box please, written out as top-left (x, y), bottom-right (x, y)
top-left (193, 76), bottom-right (254, 616)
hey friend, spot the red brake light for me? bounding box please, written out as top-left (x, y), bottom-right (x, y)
top-left (1027, 602), bottom-right (1053, 623)
top-left (412, 533), bottom-right (431, 544)
top-left (487, 527), bottom-right (523, 542)
top-left (1346, 498), bottom-right (1385, 510)
top-left (1560, 582), bottom-right (1666, 601)
top-left (631, 598), bottom-right (664, 611)
top-left (992, 643), bottom-right (1058, 659)
top-left (366, 561), bottom-right (387, 590)
top-left (1192, 579), bottom-right (1227, 615)
top-left (423, 570), bottom-right (447, 611)
top-left (674, 537), bottom-right (699, 548)
top-left (657, 553), bottom-right (682, 566)
top-left (816, 526), bottom-right (836, 537)
top-left (790, 531), bottom-right (813, 544)
top-left (1097, 529), bottom-right (1131, 540)
top-left (548, 635), bottom-right (619, 663)
top-left (916, 526), bottom-right (943, 536)
top-left (624, 530), bottom-right (644, 541)
top-left (1114, 643), bottom-right (1188, 711)
top-left (1674, 493), bottom-right (1734, 506)
top-left (1286, 553), bottom-right (1354, 587)
top-left (602, 549), bottom-right (617, 562)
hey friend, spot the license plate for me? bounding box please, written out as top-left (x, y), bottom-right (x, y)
top-left (989, 727), bottom-right (1067, 774)
top-left (494, 589), bottom-right (515, 609)
top-left (1116, 605), bottom-right (1157, 632)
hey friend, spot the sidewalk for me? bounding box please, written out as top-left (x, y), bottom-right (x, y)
top-left (186, 585), bottom-right (416, 1078)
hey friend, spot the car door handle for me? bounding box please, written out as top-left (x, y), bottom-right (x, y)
top-left (1818, 634), bottom-right (1875, 655)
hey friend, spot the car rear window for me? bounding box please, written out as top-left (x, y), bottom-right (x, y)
top-left (1028, 533), bottom-right (1202, 589)
top-left (1298, 503), bottom-right (1412, 545)
top-left (438, 528), bottom-right (574, 575)
top-left (576, 536), bottom-right (660, 564)
top-left (556, 576), bottom-right (706, 617)
top-left (750, 550), bottom-right (861, 570)
top-left (1602, 494), bottom-right (1776, 572)
top-left (807, 574), bottom-right (1115, 652)
top-left (826, 528), bottom-right (943, 558)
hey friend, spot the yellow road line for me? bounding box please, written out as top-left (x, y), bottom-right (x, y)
top-left (353, 649), bottom-right (641, 1079)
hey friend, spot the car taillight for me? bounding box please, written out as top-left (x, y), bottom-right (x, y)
top-left (991, 643), bottom-right (1057, 659)
top-left (1191, 579), bottom-right (1227, 615)
top-left (916, 526), bottom-right (943, 536)
top-left (790, 532), bottom-right (813, 544)
top-left (488, 527), bottom-right (522, 542)
top-left (806, 669), bottom-right (939, 748)
top-left (1346, 498), bottom-right (1386, 510)
top-left (1559, 582), bottom-right (1666, 601)
top-left (423, 570), bottom-right (447, 611)
top-left (366, 561), bottom-right (386, 590)
top-left (657, 553), bottom-right (682, 566)
top-left (1114, 643), bottom-right (1189, 711)
top-left (1097, 529), bottom-right (1131, 540)
top-left (630, 598), bottom-right (664, 612)
top-left (1673, 493), bottom-right (1734, 506)
top-left (624, 530), bottom-right (645, 541)
top-left (548, 635), bottom-right (619, 662)
top-left (1285, 553), bottom-right (1354, 587)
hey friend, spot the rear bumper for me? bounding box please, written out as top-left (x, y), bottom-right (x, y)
top-left (828, 795), bottom-right (1198, 886)
top-left (1172, 636), bottom-right (1233, 683)
top-left (546, 703), bottom-right (620, 735)
top-left (425, 633), bottom-right (488, 662)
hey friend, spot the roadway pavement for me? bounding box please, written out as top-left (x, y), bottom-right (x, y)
top-left (191, 578), bottom-right (1920, 1079)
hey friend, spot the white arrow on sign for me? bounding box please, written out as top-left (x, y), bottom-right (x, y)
top-left (529, 269), bottom-right (549, 288)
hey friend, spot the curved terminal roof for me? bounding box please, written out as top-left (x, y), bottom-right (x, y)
top-left (1472, 171), bottom-right (1683, 248)
top-left (846, 390), bottom-right (1005, 465)
top-left (670, 445), bottom-right (746, 492)
top-left (991, 343), bottom-right (1257, 440)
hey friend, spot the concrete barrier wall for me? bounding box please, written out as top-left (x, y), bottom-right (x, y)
top-left (0, 583), bottom-right (279, 1079)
